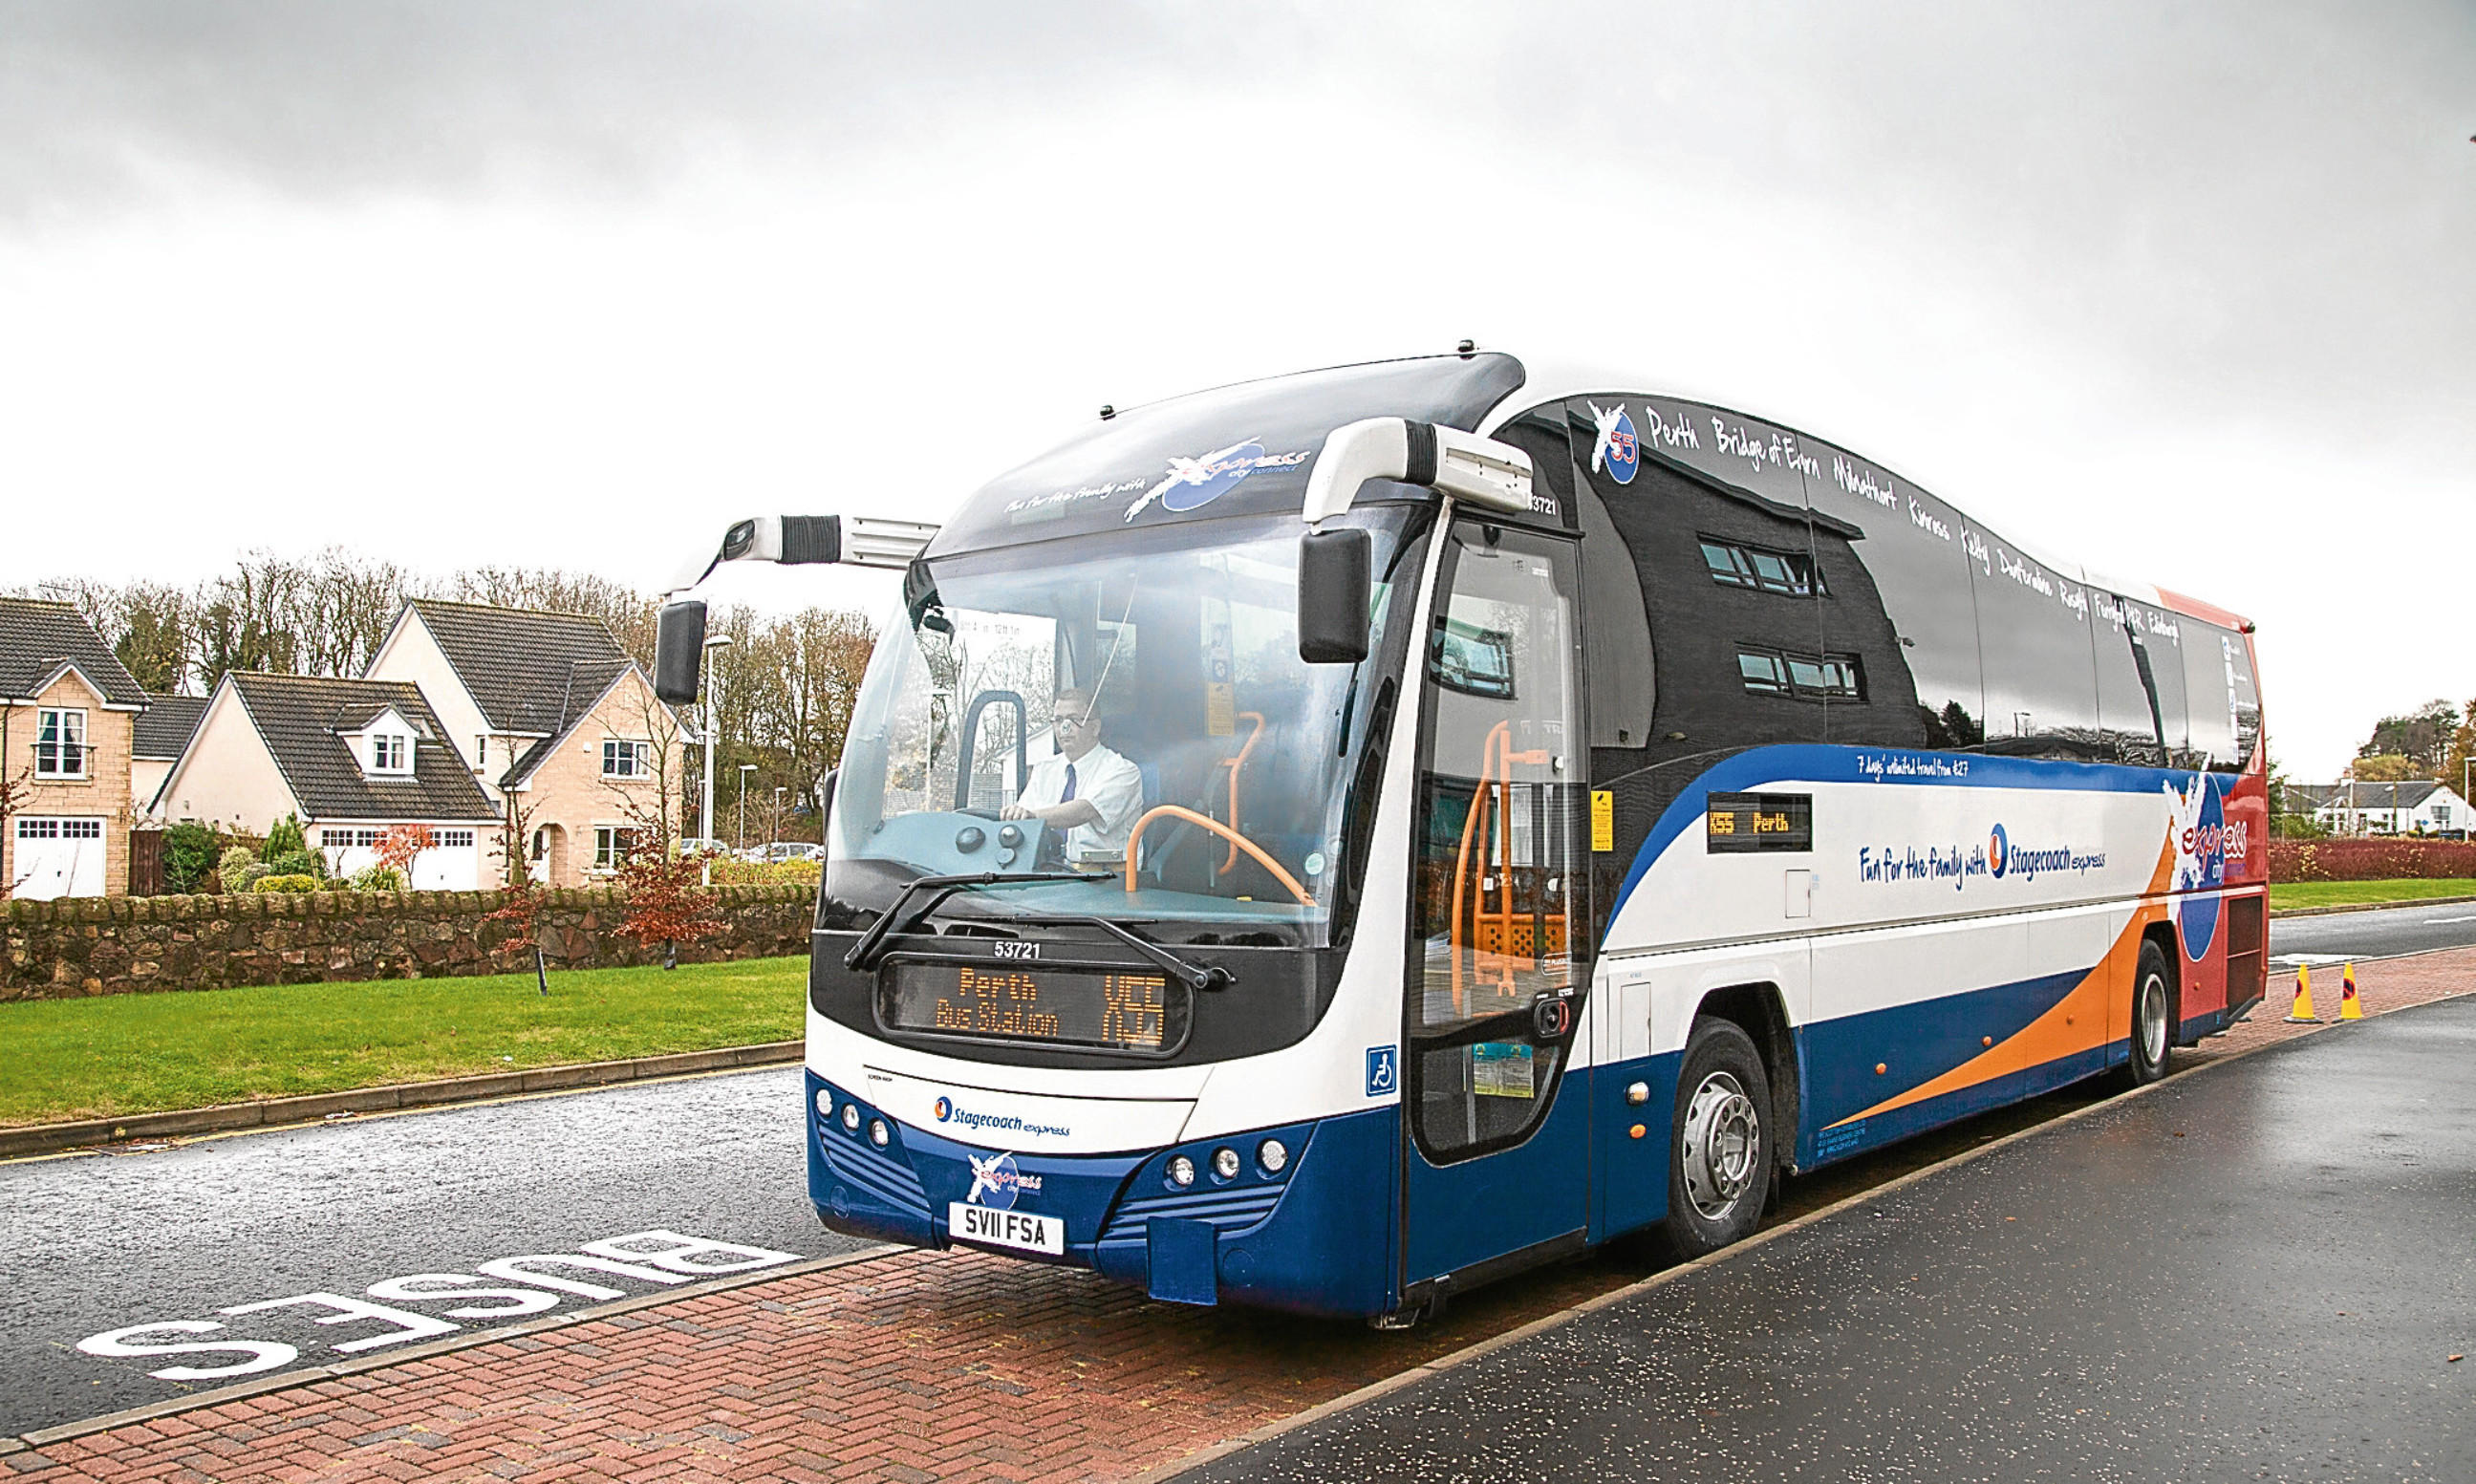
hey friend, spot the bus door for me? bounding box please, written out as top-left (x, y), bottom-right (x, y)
top-left (1402, 522), bottom-right (1591, 1298)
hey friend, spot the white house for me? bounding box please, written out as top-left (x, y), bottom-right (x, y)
top-left (2291, 781), bottom-right (2472, 837)
top-left (150, 672), bottom-right (500, 889)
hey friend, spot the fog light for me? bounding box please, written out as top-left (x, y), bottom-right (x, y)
top-left (841, 1104), bottom-right (861, 1133)
top-left (1167, 1155), bottom-right (1195, 1188)
top-left (1258, 1138), bottom-right (1288, 1174)
top-left (1213, 1147), bottom-right (1241, 1181)
top-left (869, 1118), bottom-right (890, 1148)
top-left (815, 1089), bottom-right (833, 1118)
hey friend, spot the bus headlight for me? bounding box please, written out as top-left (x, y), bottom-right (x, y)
top-left (1168, 1155), bottom-right (1196, 1188)
top-left (869, 1118), bottom-right (890, 1148)
top-left (1212, 1147), bottom-right (1241, 1181)
top-left (841, 1104), bottom-right (861, 1133)
top-left (1258, 1139), bottom-right (1289, 1174)
top-left (815, 1089), bottom-right (833, 1118)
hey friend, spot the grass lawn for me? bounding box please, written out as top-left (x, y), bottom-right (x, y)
top-left (0, 957), bottom-right (808, 1129)
top-left (2270, 878), bottom-right (2476, 912)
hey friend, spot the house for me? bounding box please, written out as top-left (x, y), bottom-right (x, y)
top-left (132, 692), bottom-right (209, 817)
top-left (149, 672), bottom-right (500, 889)
top-left (0, 597), bottom-right (147, 899)
top-left (364, 599), bottom-right (683, 886)
top-left (2291, 781), bottom-right (2472, 837)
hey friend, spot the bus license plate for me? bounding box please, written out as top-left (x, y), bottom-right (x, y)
top-left (948, 1202), bottom-right (1065, 1256)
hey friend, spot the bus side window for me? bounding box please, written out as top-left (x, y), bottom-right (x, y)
top-left (1968, 534), bottom-right (2100, 759)
top-left (2182, 620), bottom-right (2259, 773)
top-left (1802, 462), bottom-right (1983, 750)
top-left (2093, 593), bottom-right (2188, 767)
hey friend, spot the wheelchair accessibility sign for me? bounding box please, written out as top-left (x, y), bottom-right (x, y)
top-left (1366, 1044), bottom-right (1398, 1098)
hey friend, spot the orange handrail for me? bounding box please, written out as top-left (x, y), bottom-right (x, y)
top-left (1123, 805), bottom-right (1316, 907)
top-left (1447, 722), bottom-right (1550, 1013)
top-left (1215, 712), bottom-right (1266, 876)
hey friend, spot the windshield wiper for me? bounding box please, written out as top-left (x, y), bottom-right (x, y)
top-left (844, 871), bottom-right (1104, 973)
top-left (1051, 916), bottom-right (1235, 994)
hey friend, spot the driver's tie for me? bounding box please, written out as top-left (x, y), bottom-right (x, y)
top-left (1061, 764), bottom-right (1078, 803)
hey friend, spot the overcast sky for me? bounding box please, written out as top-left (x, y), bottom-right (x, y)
top-left (1, 1), bottom-right (2468, 776)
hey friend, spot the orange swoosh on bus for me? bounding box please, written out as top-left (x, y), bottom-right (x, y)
top-left (1826, 829), bottom-right (2178, 1129)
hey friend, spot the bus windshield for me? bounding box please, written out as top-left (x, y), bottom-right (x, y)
top-left (826, 508), bottom-right (1428, 947)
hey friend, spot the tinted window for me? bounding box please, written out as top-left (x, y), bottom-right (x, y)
top-left (1703, 538), bottom-right (1824, 595)
top-left (2092, 591), bottom-right (2190, 766)
top-left (2182, 620), bottom-right (2261, 773)
top-left (1967, 529), bottom-right (2099, 757)
top-left (1800, 449), bottom-right (1983, 749)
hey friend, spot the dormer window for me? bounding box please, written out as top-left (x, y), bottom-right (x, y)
top-left (370, 733), bottom-right (411, 774)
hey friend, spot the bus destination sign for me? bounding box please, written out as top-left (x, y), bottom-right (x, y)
top-left (880, 961), bottom-right (1181, 1053)
top-left (1706, 791), bottom-right (1814, 853)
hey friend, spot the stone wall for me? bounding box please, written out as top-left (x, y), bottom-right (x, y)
top-left (3, 883), bottom-right (817, 1000)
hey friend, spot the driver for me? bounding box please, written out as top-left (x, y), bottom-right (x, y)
top-left (1002, 685), bottom-right (1144, 866)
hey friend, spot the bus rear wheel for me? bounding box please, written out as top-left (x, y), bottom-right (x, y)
top-left (1660, 1020), bottom-right (1774, 1260)
top-left (2127, 939), bottom-right (2175, 1086)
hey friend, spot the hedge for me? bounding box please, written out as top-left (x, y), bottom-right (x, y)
top-left (2266, 838), bottom-right (2476, 883)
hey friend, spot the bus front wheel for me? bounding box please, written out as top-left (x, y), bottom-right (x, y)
top-left (1659, 1019), bottom-right (1774, 1259)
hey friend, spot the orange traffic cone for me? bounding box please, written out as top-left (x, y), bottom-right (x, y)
top-left (2339, 963), bottom-right (2363, 1021)
top-left (2285, 963), bottom-right (2320, 1023)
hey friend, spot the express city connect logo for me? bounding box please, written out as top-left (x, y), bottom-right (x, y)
top-left (1589, 402), bottom-right (1640, 484)
top-left (2165, 773), bottom-right (2228, 959)
top-left (965, 1151), bottom-right (1041, 1210)
top-left (1988, 823), bottom-right (2010, 878)
top-left (1122, 439), bottom-right (1309, 522)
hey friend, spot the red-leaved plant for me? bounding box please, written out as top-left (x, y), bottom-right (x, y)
top-left (2268, 838), bottom-right (2476, 883)
top-left (614, 849), bottom-right (721, 968)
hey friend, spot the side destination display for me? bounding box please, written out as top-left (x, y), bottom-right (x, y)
top-left (879, 961), bottom-right (1182, 1053)
top-left (1706, 792), bottom-right (1814, 852)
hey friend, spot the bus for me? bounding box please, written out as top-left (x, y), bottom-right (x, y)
top-left (654, 351), bottom-right (2268, 1325)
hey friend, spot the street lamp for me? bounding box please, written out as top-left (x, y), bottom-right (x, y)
top-left (738, 764), bottom-right (757, 854)
top-left (773, 785), bottom-right (786, 850)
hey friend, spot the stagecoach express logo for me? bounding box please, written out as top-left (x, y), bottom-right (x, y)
top-left (2166, 773), bottom-right (2236, 959)
top-left (964, 1151), bottom-right (1043, 1211)
top-left (1987, 823), bottom-right (2010, 878)
top-left (934, 1095), bottom-right (1073, 1141)
top-left (1122, 438), bottom-right (1311, 522)
top-left (1588, 402), bottom-right (1640, 484)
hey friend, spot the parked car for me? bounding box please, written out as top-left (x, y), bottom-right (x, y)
top-left (758, 841), bottom-right (824, 863)
top-left (677, 837), bottom-right (726, 857)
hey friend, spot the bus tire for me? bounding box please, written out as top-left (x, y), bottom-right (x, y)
top-left (1659, 1019), bottom-right (1774, 1260)
top-left (2127, 938), bottom-right (2175, 1086)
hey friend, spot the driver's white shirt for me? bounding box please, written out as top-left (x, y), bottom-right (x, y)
top-left (1016, 742), bottom-right (1144, 863)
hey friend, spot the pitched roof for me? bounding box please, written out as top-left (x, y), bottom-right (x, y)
top-left (403, 599), bottom-right (635, 735)
top-left (499, 658), bottom-right (643, 787)
top-left (2292, 781), bottom-right (2448, 810)
top-left (0, 597), bottom-right (147, 708)
top-left (226, 672), bottom-right (498, 823)
top-left (133, 693), bottom-right (209, 760)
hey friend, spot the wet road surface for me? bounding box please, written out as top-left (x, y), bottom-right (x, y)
top-left (1187, 995), bottom-right (2476, 1483)
top-left (0, 1066), bottom-right (869, 1438)
top-left (2271, 897), bottom-right (2476, 963)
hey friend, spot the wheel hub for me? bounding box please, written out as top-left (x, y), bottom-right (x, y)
top-left (2139, 970), bottom-right (2169, 1066)
top-left (1681, 1070), bottom-right (1760, 1219)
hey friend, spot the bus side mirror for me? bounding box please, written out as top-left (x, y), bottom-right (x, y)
top-left (1298, 527), bottom-right (1371, 664)
top-left (655, 600), bottom-right (709, 704)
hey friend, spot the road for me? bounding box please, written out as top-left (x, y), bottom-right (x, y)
top-left (1185, 993), bottom-right (2476, 1484)
top-left (0, 1066), bottom-right (870, 1439)
top-left (2270, 896), bottom-right (2476, 963)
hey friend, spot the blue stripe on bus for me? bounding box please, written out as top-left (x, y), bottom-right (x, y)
top-left (1611, 744), bottom-right (2205, 920)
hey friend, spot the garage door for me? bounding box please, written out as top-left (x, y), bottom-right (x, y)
top-left (13, 817), bottom-right (107, 899)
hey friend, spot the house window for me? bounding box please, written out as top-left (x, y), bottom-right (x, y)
top-left (1738, 646), bottom-right (1864, 701)
top-left (434, 829), bottom-right (476, 850)
top-left (1701, 539), bottom-right (1824, 596)
top-left (593, 826), bottom-right (640, 870)
top-left (475, 736), bottom-right (488, 765)
top-left (370, 735), bottom-right (410, 773)
top-left (34, 708), bottom-right (87, 778)
top-left (602, 740), bottom-right (654, 778)
top-left (318, 828), bottom-right (383, 850)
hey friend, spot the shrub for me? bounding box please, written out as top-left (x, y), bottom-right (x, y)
top-left (268, 848), bottom-right (325, 879)
top-left (261, 814), bottom-right (308, 864)
top-left (706, 857), bottom-right (822, 886)
top-left (162, 822), bottom-right (221, 893)
top-left (2271, 814), bottom-right (2329, 841)
top-left (2267, 838), bottom-right (2476, 883)
top-left (219, 846), bottom-right (269, 894)
top-left (251, 873), bottom-right (321, 893)
top-left (348, 864), bottom-right (406, 893)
